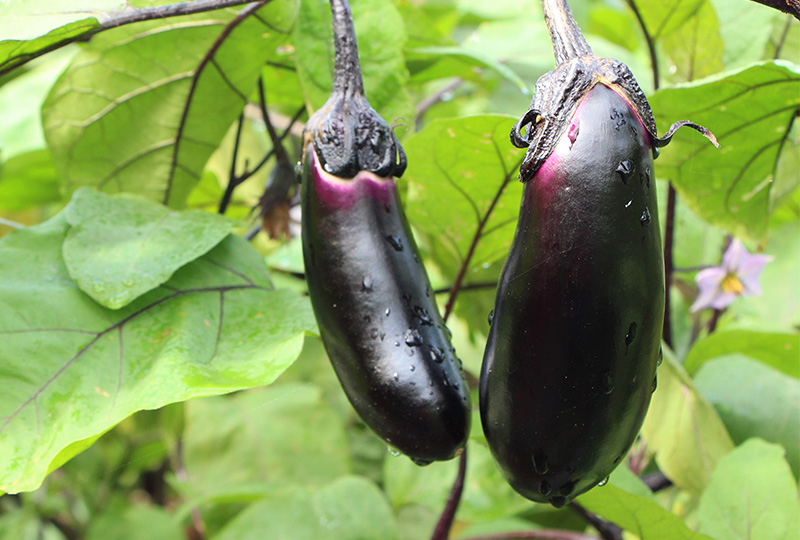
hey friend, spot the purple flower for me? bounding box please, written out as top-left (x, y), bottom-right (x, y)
top-left (690, 238), bottom-right (773, 313)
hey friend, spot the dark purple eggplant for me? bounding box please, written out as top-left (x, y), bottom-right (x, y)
top-left (480, 0), bottom-right (718, 506)
top-left (300, 0), bottom-right (470, 464)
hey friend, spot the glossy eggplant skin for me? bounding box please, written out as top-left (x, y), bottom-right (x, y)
top-left (301, 146), bottom-right (470, 464)
top-left (480, 84), bottom-right (664, 505)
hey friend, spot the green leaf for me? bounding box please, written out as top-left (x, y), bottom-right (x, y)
top-left (384, 440), bottom-right (530, 523)
top-left (213, 476), bottom-right (398, 540)
top-left (294, 0), bottom-right (414, 127)
top-left (403, 114), bottom-right (524, 320)
top-left (684, 330), bottom-right (800, 378)
top-left (407, 46), bottom-right (529, 94)
top-left (0, 213), bottom-right (316, 493)
top-left (178, 384), bottom-right (351, 500)
top-left (85, 505), bottom-right (182, 540)
top-left (636, 0), bottom-right (708, 41)
top-left (0, 506), bottom-right (62, 540)
top-left (42, 1), bottom-right (294, 208)
top-left (696, 439), bottom-right (800, 540)
top-left (0, 49), bottom-right (76, 160)
top-left (62, 188), bottom-right (232, 309)
top-left (0, 150), bottom-right (61, 211)
top-left (578, 481), bottom-right (714, 540)
top-left (709, 0), bottom-right (781, 71)
top-left (641, 346), bottom-right (734, 493)
top-left (659, 1), bottom-right (723, 83)
top-left (694, 356), bottom-right (800, 478)
top-left (0, 19), bottom-right (98, 78)
top-left (650, 61), bottom-right (800, 240)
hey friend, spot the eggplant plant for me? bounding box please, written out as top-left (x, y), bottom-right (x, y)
top-left (479, 0), bottom-right (719, 506)
top-left (300, 0), bottom-right (471, 465)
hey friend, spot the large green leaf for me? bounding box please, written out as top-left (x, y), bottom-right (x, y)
top-left (293, 0), bottom-right (414, 127)
top-left (403, 115), bottom-right (524, 322)
top-left (42, 0), bottom-right (294, 208)
top-left (650, 61), bottom-right (800, 240)
top-left (694, 356), bottom-right (800, 477)
top-left (640, 346), bottom-right (734, 493)
top-left (684, 330), bottom-right (800, 378)
top-left (578, 468), bottom-right (714, 540)
top-left (213, 476), bottom-right (398, 540)
top-left (0, 212), bottom-right (315, 493)
top-left (62, 188), bottom-right (232, 309)
top-left (696, 439), bottom-right (800, 540)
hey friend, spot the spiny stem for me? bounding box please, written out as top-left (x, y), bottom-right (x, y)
top-left (541, 0), bottom-right (593, 65)
top-left (330, 0), bottom-right (364, 97)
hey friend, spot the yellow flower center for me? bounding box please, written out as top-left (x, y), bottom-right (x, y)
top-left (721, 274), bottom-right (744, 295)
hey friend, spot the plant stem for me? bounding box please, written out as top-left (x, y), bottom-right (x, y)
top-left (429, 449), bottom-right (468, 540)
top-left (219, 113), bottom-right (247, 214)
top-left (541, 0), bottom-right (593, 65)
top-left (662, 185), bottom-right (676, 348)
top-left (569, 503), bottom-right (622, 540)
top-left (748, 0), bottom-right (800, 19)
top-left (0, 0), bottom-right (269, 77)
top-left (623, 0), bottom-right (658, 88)
top-left (462, 532), bottom-right (599, 540)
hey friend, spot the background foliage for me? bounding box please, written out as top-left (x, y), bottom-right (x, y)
top-left (0, 0), bottom-right (797, 539)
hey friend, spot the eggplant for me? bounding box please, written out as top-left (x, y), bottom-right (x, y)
top-left (480, 0), bottom-right (718, 505)
top-left (300, 0), bottom-right (470, 464)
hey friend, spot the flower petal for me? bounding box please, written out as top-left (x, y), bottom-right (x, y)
top-left (690, 267), bottom-right (726, 312)
top-left (721, 238), bottom-right (747, 272)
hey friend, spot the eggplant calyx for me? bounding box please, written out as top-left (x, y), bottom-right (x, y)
top-left (303, 0), bottom-right (406, 180)
top-left (653, 120), bottom-right (720, 149)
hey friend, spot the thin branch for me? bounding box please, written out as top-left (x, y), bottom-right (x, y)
top-left (773, 16), bottom-right (794, 58)
top-left (624, 0), bottom-right (659, 90)
top-left (569, 503), bottom-right (622, 540)
top-left (0, 0), bottom-right (267, 77)
top-left (430, 450), bottom-right (468, 540)
top-left (662, 185), bottom-right (676, 348)
top-left (175, 437), bottom-right (206, 540)
top-left (163, 1), bottom-right (268, 205)
top-left (219, 113), bottom-right (247, 214)
top-left (641, 471), bottom-right (672, 492)
top-left (433, 281), bottom-right (498, 296)
top-left (462, 532), bottom-right (599, 540)
top-left (748, 0), bottom-right (800, 19)
top-left (415, 78), bottom-right (463, 129)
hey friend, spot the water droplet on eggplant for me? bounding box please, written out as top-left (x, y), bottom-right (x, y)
top-left (386, 235), bottom-right (404, 251)
top-left (488, 309), bottom-right (494, 325)
top-left (625, 322), bottom-right (637, 350)
top-left (600, 369), bottom-right (614, 395)
top-left (598, 476), bottom-right (609, 487)
top-left (640, 207), bottom-right (651, 226)
top-left (532, 449), bottom-right (549, 474)
top-left (404, 329), bottom-right (423, 347)
top-left (616, 160), bottom-right (633, 183)
top-left (362, 275), bottom-right (373, 292)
